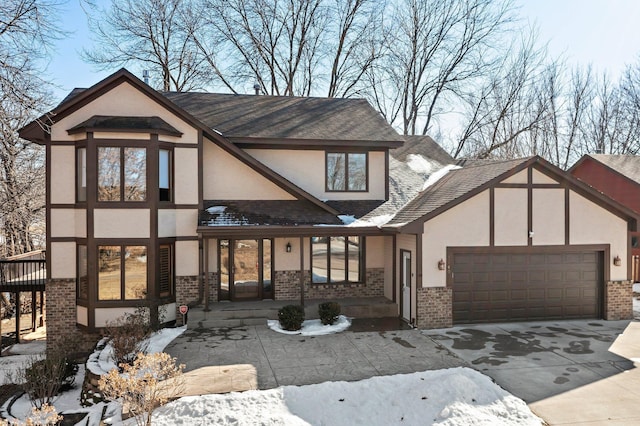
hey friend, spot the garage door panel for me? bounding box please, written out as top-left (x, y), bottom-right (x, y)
top-left (452, 249), bottom-right (602, 323)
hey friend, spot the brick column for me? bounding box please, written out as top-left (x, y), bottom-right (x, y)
top-left (605, 280), bottom-right (633, 320)
top-left (416, 286), bottom-right (453, 329)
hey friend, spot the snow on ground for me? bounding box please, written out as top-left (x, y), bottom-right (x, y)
top-left (153, 367), bottom-right (543, 426)
top-left (267, 316), bottom-right (351, 336)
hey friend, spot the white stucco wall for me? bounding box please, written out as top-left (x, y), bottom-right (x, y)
top-left (422, 191), bottom-right (491, 288)
top-left (203, 140), bottom-right (295, 200)
top-left (50, 145), bottom-right (75, 204)
top-left (570, 192), bottom-right (628, 280)
top-left (51, 82), bottom-right (197, 143)
top-left (532, 169), bottom-right (558, 184)
top-left (366, 236), bottom-right (385, 268)
top-left (77, 306), bottom-right (88, 326)
top-left (494, 188), bottom-right (528, 246)
top-left (532, 188), bottom-right (564, 245)
top-left (274, 237), bottom-right (310, 271)
top-left (94, 209), bottom-right (150, 238)
top-left (246, 149), bottom-right (387, 200)
top-left (501, 169), bottom-right (528, 184)
top-left (174, 148), bottom-right (199, 205)
top-left (175, 240), bottom-right (199, 276)
top-left (50, 209), bottom-right (86, 238)
top-left (50, 242), bottom-right (76, 279)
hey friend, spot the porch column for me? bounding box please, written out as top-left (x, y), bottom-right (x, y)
top-left (204, 237), bottom-right (210, 311)
top-left (14, 291), bottom-right (19, 344)
top-left (299, 236), bottom-right (305, 307)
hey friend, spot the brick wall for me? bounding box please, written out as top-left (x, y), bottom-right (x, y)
top-left (175, 275), bottom-right (201, 325)
top-left (274, 268), bottom-right (384, 301)
top-left (46, 279), bottom-right (99, 353)
top-left (415, 287), bottom-right (453, 329)
top-left (605, 280), bottom-right (633, 320)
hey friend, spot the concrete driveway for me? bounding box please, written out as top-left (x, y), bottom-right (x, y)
top-left (165, 322), bottom-right (465, 390)
top-left (425, 319), bottom-right (640, 425)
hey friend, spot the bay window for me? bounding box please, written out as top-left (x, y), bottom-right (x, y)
top-left (98, 245), bottom-right (147, 300)
top-left (98, 147), bottom-right (146, 202)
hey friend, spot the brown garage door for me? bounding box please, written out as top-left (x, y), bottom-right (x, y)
top-left (452, 250), bottom-right (603, 324)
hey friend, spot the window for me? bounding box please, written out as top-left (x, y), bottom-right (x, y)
top-left (311, 236), bottom-right (363, 283)
top-left (77, 245), bottom-right (88, 300)
top-left (326, 152), bottom-right (367, 191)
top-left (159, 149), bottom-right (172, 202)
top-left (77, 148), bottom-right (86, 202)
top-left (159, 244), bottom-right (174, 297)
top-left (98, 147), bottom-right (146, 202)
top-left (98, 245), bottom-right (147, 300)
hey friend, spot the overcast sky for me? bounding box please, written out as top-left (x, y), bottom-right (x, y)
top-left (46, 0), bottom-right (640, 101)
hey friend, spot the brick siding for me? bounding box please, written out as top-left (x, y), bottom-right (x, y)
top-left (273, 268), bottom-right (384, 301)
top-left (605, 280), bottom-right (633, 320)
top-left (175, 275), bottom-right (203, 325)
top-left (415, 287), bottom-right (453, 329)
top-left (46, 278), bottom-right (99, 353)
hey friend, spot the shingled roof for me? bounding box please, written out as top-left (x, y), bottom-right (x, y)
top-left (393, 135), bottom-right (454, 165)
top-left (162, 92), bottom-right (404, 144)
top-left (585, 154), bottom-right (640, 183)
top-left (384, 157), bottom-right (531, 228)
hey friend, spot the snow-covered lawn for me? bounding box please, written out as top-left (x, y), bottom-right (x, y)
top-left (153, 367), bottom-right (543, 426)
top-left (0, 324), bottom-right (546, 425)
top-left (267, 315), bottom-right (351, 336)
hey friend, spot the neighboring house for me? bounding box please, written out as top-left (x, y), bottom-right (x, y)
top-left (18, 70), bottom-right (638, 349)
top-left (569, 154), bottom-right (640, 282)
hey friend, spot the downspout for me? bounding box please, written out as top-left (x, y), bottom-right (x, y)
top-left (299, 236), bottom-right (305, 307)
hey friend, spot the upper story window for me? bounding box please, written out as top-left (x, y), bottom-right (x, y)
top-left (98, 147), bottom-right (146, 202)
top-left (159, 148), bottom-right (172, 202)
top-left (77, 148), bottom-right (87, 202)
top-left (326, 152), bottom-right (367, 192)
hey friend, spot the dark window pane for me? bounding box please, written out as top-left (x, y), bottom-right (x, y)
top-left (159, 245), bottom-right (173, 297)
top-left (98, 147), bottom-right (121, 201)
top-left (327, 153), bottom-right (346, 191)
top-left (77, 245), bottom-right (88, 299)
top-left (124, 148), bottom-right (146, 201)
top-left (347, 236), bottom-right (360, 282)
top-left (124, 246), bottom-right (147, 300)
top-left (330, 237), bottom-right (346, 282)
top-left (348, 153), bottom-right (367, 191)
top-left (99, 246), bottom-right (121, 300)
top-left (312, 237), bottom-right (328, 283)
top-left (633, 236), bottom-right (638, 248)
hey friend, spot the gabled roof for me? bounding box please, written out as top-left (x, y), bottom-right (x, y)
top-left (18, 68), bottom-right (339, 215)
top-left (162, 92), bottom-right (404, 146)
top-left (571, 154), bottom-right (640, 184)
top-left (385, 158), bottom-right (528, 228)
top-left (383, 156), bottom-right (640, 232)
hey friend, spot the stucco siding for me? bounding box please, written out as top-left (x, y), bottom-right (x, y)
top-left (532, 169), bottom-right (558, 184)
top-left (50, 209), bottom-right (86, 238)
top-left (175, 240), bottom-right (199, 276)
top-left (158, 210), bottom-right (176, 237)
top-left (246, 149), bottom-right (386, 200)
top-left (50, 242), bottom-right (76, 279)
top-left (50, 145), bottom-right (75, 204)
top-left (203, 140), bottom-right (295, 200)
top-left (501, 169), bottom-right (527, 184)
top-left (570, 192), bottom-right (628, 280)
top-left (274, 237), bottom-right (310, 271)
top-left (51, 82), bottom-right (197, 143)
top-left (174, 148), bottom-right (199, 205)
top-left (422, 190), bottom-right (490, 287)
top-left (94, 209), bottom-right (150, 238)
top-left (532, 188), bottom-right (564, 245)
top-left (494, 188), bottom-right (528, 246)
top-left (366, 236), bottom-right (385, 268)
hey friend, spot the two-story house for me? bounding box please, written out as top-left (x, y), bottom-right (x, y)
top-left (20, 69), bottom-right (638, 350)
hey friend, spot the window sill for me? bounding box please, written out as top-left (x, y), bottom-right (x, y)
top-left (310, 281), bottom-right (365, 289)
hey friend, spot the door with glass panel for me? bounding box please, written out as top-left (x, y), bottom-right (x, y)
top-left (219, 239), bottom-right (273, 301)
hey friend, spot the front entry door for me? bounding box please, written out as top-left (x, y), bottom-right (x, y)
top-left (401, 250), bottom-right (411, 322)
top-left (219, 239), bottom-right (273, 301)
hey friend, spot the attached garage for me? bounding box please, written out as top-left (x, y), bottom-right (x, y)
top-left (451, 247), bottom-right (603, 324)
top-left (384, 156), bottom-right (638, 329)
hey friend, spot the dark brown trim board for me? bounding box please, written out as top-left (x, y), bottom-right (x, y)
top-left (565, 187), bottom-right (570, 245)
top-left (527, 167), bottom-right (533, 247)
top-left (489, 187), bottom-right (495, 246)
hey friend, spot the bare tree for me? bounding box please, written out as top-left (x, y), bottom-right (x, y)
top-left (82, 0), bottom-right (209, 91)
top-left (0, 0), bottom-right (63, 256)
top-left (367, 0), bottom-right (516, 135)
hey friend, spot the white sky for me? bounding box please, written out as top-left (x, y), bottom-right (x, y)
top-left (46, 0), bottom-right (640, 101)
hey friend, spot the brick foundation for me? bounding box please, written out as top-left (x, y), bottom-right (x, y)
top-left (605, 280), bottom-right (633, 320)
top-left (46, 279), bottom-right (99, 353)
top-left (415, 287), bottom-right (453, 329)
top-left (273, 268), bottom-right (385, 301)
